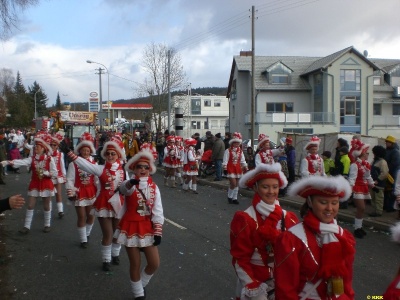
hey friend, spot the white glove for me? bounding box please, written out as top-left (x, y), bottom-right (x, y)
top-left (42, 171), bottom-right (50, 177)
top-left (1, 160), bottom-right (9, 167)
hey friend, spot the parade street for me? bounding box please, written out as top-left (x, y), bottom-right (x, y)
top-left (0, 170), bottom-right (398, 299)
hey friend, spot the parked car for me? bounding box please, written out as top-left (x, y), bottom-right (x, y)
top-left (242, 139), bottom-right (277, 152)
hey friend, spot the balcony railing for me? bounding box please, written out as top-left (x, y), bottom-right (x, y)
top-left (373, 116), bottom-right (400, 127)
top-left (245, 112), bottom-right (335, 125)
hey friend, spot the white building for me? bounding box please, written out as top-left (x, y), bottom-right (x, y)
top-left (227, 46), bottom-right (400, 143)
top-left (173, 93), bottom-right (229, 138)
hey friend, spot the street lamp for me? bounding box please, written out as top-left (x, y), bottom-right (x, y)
top-left (34, 88), bottom-right (41, 119)
top-left (86, 60), bottom-right (110, 128)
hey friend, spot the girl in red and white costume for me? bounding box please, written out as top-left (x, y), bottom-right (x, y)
top-left (300, 135), bottom-right (326, 177)
top-left (255, 134), bottom-right (282, 166)
top-left (61, 136), bottom-right (128, 272)
top-left (174, 136), bottom-right (185, 186)
top-left (223, 132), bottom-right (248, 204)
top-left (182, 138), bottom-right (199, 194)
top-left (230, 163), bottom-right (298, 300)
top-left (65, 132), bottom-right (97, 248)
top-left (383, 222), bottom-right (400, 299)
top-left (348, 140), bottom-right (374, 239)
top-left (50, 132), bottom-right (67, 218)
top-left (3, 132), bottom-right (57, 233)
top-left (162, 135), bottom-right (178, 187)
top-left (274, 176), bottom-right (355, 299)
top-left (116, 149), bottom-right (164, 300)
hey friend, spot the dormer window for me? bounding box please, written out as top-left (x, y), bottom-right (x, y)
top-left (264, 61), bottom-right (293, 85)
top-left (373, 76), bottom-right (381, 86)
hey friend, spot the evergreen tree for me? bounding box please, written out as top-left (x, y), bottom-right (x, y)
top-left (55, 92), bottom-right (62, 109)
top-left (28, 81), bottom-right (48, 118)
top-left (8, 71), bottom-right (31, 127)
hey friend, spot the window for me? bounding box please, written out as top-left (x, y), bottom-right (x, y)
top-left (266, 102), bottom-right (294, 112)
top-left (393, 104), bottom-right (400, 116)
top-left (204, 121), bottom-right (209, 129)
top-left (373, 76), bottom-right (381, 86)
top-left (210, 120), bottom-right (218, 128)
top-left (191, 121), bottom-right (200, 129)
top-left (214, 100), bottom-right (221, 107)
top-left (204, 100), bottom-right (211, 107)
top-left (271, 74), bottom-right (289, 84)
top-left (373, 104), bottom-right (381, 115)
top-left (191, 98), bottom-right (201, 115)
top-left (340, 69), bottom-right (361, 91)
top-left (344, 97), bottom-right (356, 115)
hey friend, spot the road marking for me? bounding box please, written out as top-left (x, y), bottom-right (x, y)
top-left (165, 218), bottom-right (187, 230)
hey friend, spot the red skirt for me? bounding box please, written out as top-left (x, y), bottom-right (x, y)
top-left (114, 218), bottom-right (154, 247)
top-left (352, 184), bottom-right (371, 200)
top-left (226, 164), bottom-right (243, 179)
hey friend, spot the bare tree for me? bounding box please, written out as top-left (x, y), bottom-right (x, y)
top-left (139, 42), bottom-right (186, 132)
top-left (0, 0), bottom-right (39, 40)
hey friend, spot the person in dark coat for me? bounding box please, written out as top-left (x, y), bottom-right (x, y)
top-left (333, 138), bottom-right (349, 175)
top-left (284, 136), bottom-right (296, 185)
top-left (203, 131), bottom-right (215, 152)
top-left (211, 133), bottom-right (225, 181)
top-left (385, 135), bottom-right (400, 212)
top-left (223, 132), bottom-right (231, 150)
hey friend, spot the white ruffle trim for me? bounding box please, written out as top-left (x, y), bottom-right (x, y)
top-left (114, 231), bottom-right (153, 247)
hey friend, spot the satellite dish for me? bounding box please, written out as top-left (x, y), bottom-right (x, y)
top-left (363, 50), bottom-right (368, 57)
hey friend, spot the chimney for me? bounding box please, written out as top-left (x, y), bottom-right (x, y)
top-left (240, 50), bottom-right (253, 57)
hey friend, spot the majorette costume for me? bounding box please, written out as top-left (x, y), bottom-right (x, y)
top-left (182, 138), bottom-right (199, 193)
top-left (223, 132), bottom-right (247, 178)
top-left (383, 222), bottom-right (400, 299)
top-left (274, 176), bottom-right (356, 300)
top-left (115, 149), bottom-right (164, 246)
top-left (116, 149), bottom-right (164, 300)
top-left (7, 132), bottom-right (57, 231)
top-left (348, 140), bottom-right (374, 237)
top-left (174, 136), bottom-right (184, 185)
top-left (163, 135), bottom-right (179, 187)
top-left (254, 134), bottom-right (282, 166)
top-left (140, 142), bottom-right (158, 161)
top-left (65, 132), bottom-right (98, 207)
top-left (65, 132), bottom-right (97, 246)
top-left (66, 136), bottom-right (128, 218)
top-left (51, 132), bottom-right (67, 216)
top-left (300, 135), bottom-right (326, 177)
top-left (230, 163), bottom-right (298, 300)
top-left (223, 132), bottom-right (248, 203)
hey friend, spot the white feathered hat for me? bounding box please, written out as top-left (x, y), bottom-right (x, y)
top-left (239, 162), bottom-right (288, 189)
top-left (125, 149), bottom-right (156, 175)
top-left (288, 175), bottom-right (352, 202)
top-left (303, 135), bottom-right (321, 151)
top-left (74, 132), bottom-right (96, 155)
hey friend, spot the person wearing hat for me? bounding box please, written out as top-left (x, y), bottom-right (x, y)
top-left (254, 133), bottom-right (282, 166)
top-left (162, 135), bottom-right (178, 188)
top-left (383, 222), bottom-right (400, 298)
top-left (116, 149), bottom-right (164, 300)
top-left (369, 145), bottom-right (389, 218)
top-left (348, 140), bottom-right (375, 238)
top-left (385, 135), bottom-right (400, 213)
top-left (334, 138), bottom-right (349, 170)
top-left (299, 135), bottom-right (326, 177)
top-left (65, 132), bottom-right (98, 248)
top-left (50, 132), bottom-right (67, 218)
top-left (274, 176), bottom-right (355, 299)
top-left (284, 136), bottom-right (296, 185)
top-left (59, 136), bottom-right (128, 272)
top-left (2, 132), bottom-right (57, 234)
top-left (222, 132), bottom-right (248, 204)
top-left (230, 163), bottom-right (298, 300)
top-left (182, 138), bottom-right (199, 193)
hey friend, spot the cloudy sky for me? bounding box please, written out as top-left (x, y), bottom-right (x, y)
top-left (1, 0), bottom-right (399, 106)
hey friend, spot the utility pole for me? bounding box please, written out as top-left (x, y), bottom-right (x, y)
top-left (97, 67), bottom-right (104, 130)
top-left (250, 5), bottom-right (256, 149)
top-left (167, 49), bottom-right (171, 132)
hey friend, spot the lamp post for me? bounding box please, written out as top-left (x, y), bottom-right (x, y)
top-left (34, 88), bottom-right (41, 119)
top-left (86, 60), bottom-right (110, 128)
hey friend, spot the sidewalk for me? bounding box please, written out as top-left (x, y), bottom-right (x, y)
top-left (182, 172), bottom-right (398, 232)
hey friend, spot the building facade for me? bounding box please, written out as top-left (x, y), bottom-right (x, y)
top-left (173, 93), bottom-right (229, 138)
top-left (227, 46), bottom-right (400, 143)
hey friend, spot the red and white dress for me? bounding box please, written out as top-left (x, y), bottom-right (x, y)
top-left (230, 195), bottom-right (298, 299)
top-left (383, 273), bottom-right (400, 299)
top-left (183, 146), bottom-right (198, 176)
top-left (115, 176), bottom-right (164, 247)
top-left (51, 149), bottom-right (66, 184)
top-left (223, 146), bottom-right (247, 178)
top-left (66, 156), bottom-right (98, 206)
top-left (163, 144), bottom-right (179, 168)
top-left (348, 158), bottom-right (374, 199)
top-left (69, 154), bottom-right (128, 218)
top-left (255, 148), bottom-right (281, 166)
top-left (176, 144), bottom-right (184, 168)
top-left (274, 213), bottom-right (356, 299)
top-left (300, 154), bottom-right (326, 177)
top-left (12, 154), bottom-right (57, 197)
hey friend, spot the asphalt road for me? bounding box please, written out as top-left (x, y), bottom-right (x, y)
top-left (0, 170), bottom-right (398, 299)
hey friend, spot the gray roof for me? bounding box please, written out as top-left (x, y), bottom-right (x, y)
top-left (369, 58), bottom-right (400, 73)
